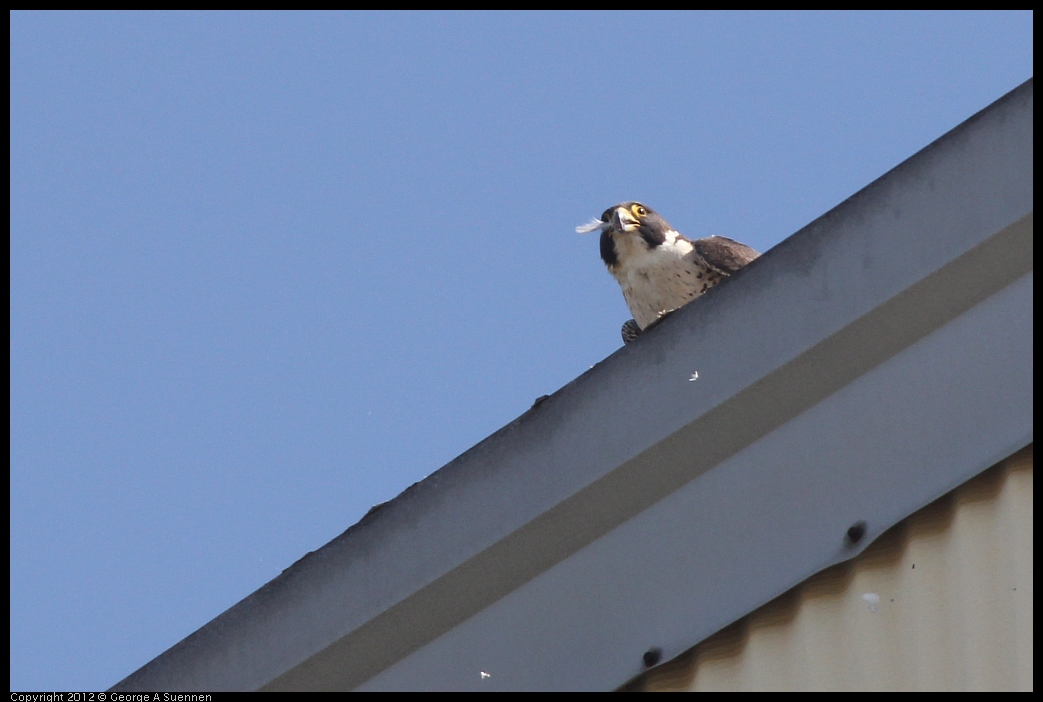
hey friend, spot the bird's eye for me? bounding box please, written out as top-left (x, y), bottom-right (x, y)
top-left (633, 205), bottom-right (648, 217)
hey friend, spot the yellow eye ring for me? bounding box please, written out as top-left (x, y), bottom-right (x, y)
top-left (633, 205), bottom-right (648, 217)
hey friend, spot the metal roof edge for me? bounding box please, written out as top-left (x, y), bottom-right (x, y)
top-left (112, 78), bottom-right (1033, 692)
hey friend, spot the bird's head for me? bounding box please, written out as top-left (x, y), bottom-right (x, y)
top-left (576, 202), bottom-right (675, 269)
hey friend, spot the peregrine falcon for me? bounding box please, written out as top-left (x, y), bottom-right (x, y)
top-left (578, 202), bottom-right (759, 343)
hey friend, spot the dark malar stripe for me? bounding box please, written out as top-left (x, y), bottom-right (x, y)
top-left (639, 226), bottom-right (667, 250)
top-left (600, 231), bottom-right (619, 268)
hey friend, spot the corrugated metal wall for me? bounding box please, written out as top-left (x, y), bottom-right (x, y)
top-left (626, 445), bottom-right (1033, 692)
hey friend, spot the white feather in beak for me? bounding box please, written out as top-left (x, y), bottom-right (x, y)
top-left (575, 218), bottom-right (607, 234)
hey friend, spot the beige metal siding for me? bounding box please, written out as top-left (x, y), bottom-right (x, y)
top-left (627, 445), bottom-right (1033, 692)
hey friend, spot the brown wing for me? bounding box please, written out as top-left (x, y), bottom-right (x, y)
top-left (691, 236), bottom-right (759, 275)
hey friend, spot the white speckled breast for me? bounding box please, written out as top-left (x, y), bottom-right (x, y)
top-left (609, 230), bottom-right (721, 329)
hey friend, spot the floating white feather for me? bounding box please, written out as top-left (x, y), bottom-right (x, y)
top-left (575, 218), bottom-right (606, 234)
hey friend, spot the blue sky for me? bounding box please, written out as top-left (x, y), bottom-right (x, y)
top-left (10, 11), bottom-right (1032, 691)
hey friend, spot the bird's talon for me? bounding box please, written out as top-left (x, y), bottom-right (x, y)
top-left (621, 319), bottom-right (642, 344)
